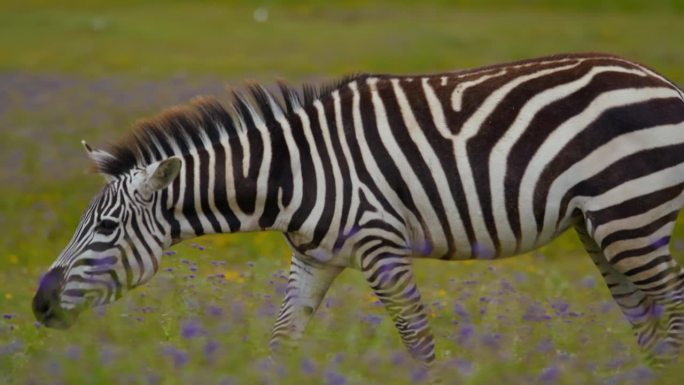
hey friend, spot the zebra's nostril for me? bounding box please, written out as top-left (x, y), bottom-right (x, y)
top-left (32, 289), bottom-right (54, 319)
top-left (38, 302), bottom-right (50, 314)
top-left (33, 267), bottom-right (67, 322)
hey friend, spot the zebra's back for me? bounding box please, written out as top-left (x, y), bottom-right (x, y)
top-left (311, 53), bottom-right (684, 262)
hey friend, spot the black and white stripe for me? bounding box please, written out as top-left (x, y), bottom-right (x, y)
top-left (35, 53), bottom-right (684, 366)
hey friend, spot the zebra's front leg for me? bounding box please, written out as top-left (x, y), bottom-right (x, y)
top-left (270, 255), bottom-right (343, 355)
top-left (361, 252), bottom-right (436, 364)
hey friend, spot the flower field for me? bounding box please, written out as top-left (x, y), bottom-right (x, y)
top-left (1, 1), bottom-right (683, 384)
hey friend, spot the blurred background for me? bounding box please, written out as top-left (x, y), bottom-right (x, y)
top-left (1, 1), bottom-right (683, 384)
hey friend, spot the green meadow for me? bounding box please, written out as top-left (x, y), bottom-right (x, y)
top-left (1, 1), bottom-right (684, 384)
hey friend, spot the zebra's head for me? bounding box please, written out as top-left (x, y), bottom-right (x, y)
top-left (32, 142), bottom-right (182, 329)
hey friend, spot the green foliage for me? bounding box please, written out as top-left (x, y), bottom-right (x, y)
top-left (1, 1), bottom-right (684, 384)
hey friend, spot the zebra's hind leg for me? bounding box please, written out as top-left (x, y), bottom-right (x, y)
top-left (360, 251), bottom-right (436, 364)
top-left (579, 206), bottom-right (684, 365)
top-left (575, 224), bottom-right (666, 360)
top-left (269, 255), bottom-right (343, 356)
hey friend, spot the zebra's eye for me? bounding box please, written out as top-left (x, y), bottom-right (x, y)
top-left (95, 219), bottom-right (118, 234)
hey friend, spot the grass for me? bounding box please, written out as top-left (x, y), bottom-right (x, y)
top-left (1, 1), bottom-right (684, 384)
top-left (1, 2), bottom-right (683, 81)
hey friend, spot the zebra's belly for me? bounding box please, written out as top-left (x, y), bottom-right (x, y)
top-left (426, 228), bottom-right (571, 261)
top-left (288, 196), bottom-right (579, 266)
top-left (418, 206), bottom-right (579, 261)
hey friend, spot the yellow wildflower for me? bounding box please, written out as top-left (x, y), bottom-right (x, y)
top-left (366, 293), bottom-right (379, 304)
top-left (8, 255), bottom-right (18, 264)
top-left (222, 271), bottom-right (245, 283)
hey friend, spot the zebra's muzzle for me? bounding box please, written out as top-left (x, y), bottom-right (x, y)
top-left (32, 267), bottom-right (77, 329)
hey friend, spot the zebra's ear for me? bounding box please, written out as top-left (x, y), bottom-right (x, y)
top-left (144, 157), bottom-right (182, 193)
top-left (82, 140), bottom-right (116, 181)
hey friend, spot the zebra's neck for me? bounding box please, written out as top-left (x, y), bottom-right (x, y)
top-left (159, 125), bottom-right (292, 241)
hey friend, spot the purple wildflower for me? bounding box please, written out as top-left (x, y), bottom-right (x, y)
top-left (0, 340), bottom-right (23, 355)
top-left (522, 303), bottom-right (551, 322)
top-left (539, 365), bottom-right (560, 383)
top-left (536, 338), bottom-right (554, 354)
top-left (325, 370), bottom-right (347, 385)
top-left (579, 275), bottom-right (596, 288)
top-left (205, 305), bottom-right (223, 317)
top-left (514, 272), bottom-right (528, 283)
top-left (254, 357), bottom-right (273, 372)
top-left (457, 324), bottom-right (475, 345)
top-left (2, 314), bottom-right (14, 320)
top-left (65, 345), bottom-right (82, 360)
top-left (629, 366), bottom-right (654, 382)
top-left (453, 303), bottom-right (469, 321)
top-left (362, 314), bottom-right (383, 327)
top-left (480, 333), bottom-right (501, 349)
top-left (551, 299), bottom-right (570, 315)
top-left (99, 346), bottom-right (116, 366)
top-left (607, 356), bottom-right (626, 369)
top-left (331, 352), bottom-right (345, 365)
top-left (146, 373), bottom-right (161, 385)
top-left (300, 358), bottom-right (316, 374)
top-left (162, 345), bottom-right (188, 367)
top-left (410, 367), bottom-right (428, 383)
top-left (450, 358), bottom-right (472, 376)
top-left (257, 302), bottom-right (277, 318)
top-left (390, 351), bottom-right (408, 366)
top-left (274, 282), bottom-right (287, 295)
top-left (203, 340), bottom-right (219, 360)
top-left (652, 340), bottom-right (674, 356)
top-left (180, 319), bottom-right (204, 339)
top-left (500, 279), bottom-right (516, 293)
top-left (47, 359), bottom-right (61, 376)
top-left (599, 301), bottom-right (615, 313)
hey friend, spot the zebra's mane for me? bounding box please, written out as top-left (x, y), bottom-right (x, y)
top-left (95, 74), bottom-right (367, 177)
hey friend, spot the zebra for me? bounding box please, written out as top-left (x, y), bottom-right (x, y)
top-left (33, 53), bottom-right (684, 368)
